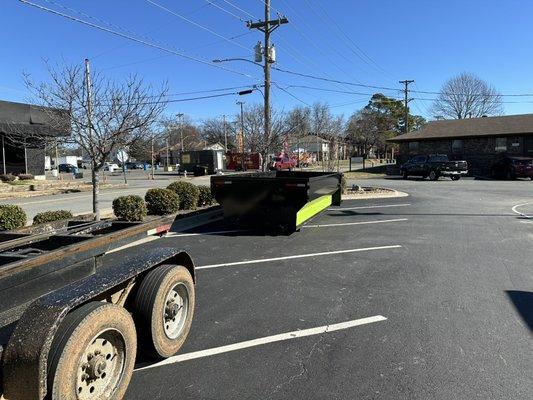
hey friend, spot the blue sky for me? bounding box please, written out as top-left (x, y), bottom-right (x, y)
top-left (2, 0), bottom-right (533, 122)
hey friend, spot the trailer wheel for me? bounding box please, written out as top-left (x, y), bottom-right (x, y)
top-left (133, 264), bottom-right (195, 358)
top-left (48, 302), bottom-right (137, 400)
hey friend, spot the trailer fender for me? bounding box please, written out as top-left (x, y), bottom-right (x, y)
top-left (2, 247), bottom-right (193, 400)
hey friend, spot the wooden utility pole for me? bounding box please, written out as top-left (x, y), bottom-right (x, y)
top-left (84, 59), bottom-right (99, 219)
top-left (222, 114), bottom-right (228, 152)
top-left (247, 0), bottom-right (288, 169)
top-left (151, 136), bottom-right (155, 180)
top-left (237, 101), bottom-right (245, 171)
top-left (399, 79), bottom-right (414, 134)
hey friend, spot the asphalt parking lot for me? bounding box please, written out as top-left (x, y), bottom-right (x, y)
top-left (108, 177), bottom-right (532, 400)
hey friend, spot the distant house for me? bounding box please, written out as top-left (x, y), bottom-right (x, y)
top-left (388, 114), bottom-right (533, 176)
top-left (0, 100), bottom-right (69, 177)
top-left (203, 142), bottom-right (225, 151)
top-left (290, 135), bottom-right (330, 160)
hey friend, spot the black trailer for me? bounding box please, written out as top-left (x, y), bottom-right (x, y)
top-left (211, 171), bottom-right (342, 232)
top-left (0, 215), bottom-right (196, 400)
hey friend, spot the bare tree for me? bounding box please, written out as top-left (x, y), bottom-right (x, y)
top-left (309, 103), bottom-right (345, 171)
top-left (201, 117), bottom-right (236, 150)
top-left (23, 61), bottom-right (167, 219)
top-left (242, 104), bottom-right (287, 170)
top-left (160, 114), bottom-right (201, 152)
top-left (431, 72), bottom-right (503, 119)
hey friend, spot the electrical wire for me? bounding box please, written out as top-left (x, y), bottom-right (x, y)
top-left (144, 0), bottom-right (250, 52)
top-left (219, 0), bottom-right (256, 19)
top-left (204, 0), bottom-right (246, 22)
top-left (17, 0), bottom-right (254, 78)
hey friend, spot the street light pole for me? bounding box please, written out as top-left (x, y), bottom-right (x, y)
top-left (176, 113), bottom-right (184, 152)
top-left (237, 100), bottom-right (245, 170)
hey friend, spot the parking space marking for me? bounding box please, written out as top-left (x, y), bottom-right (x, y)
top-left (135, 315), bottom-right (387, 371)
top-left (330, 203), bottom-right (411, 211)
top-left (197, 245), bottom-right (401, 270)
top-left (166, 229), bottom-right (247, 237)
top-left (303, 218), bottom-right (408, 228)
top-left (511, 202), bottom-right (532, 219)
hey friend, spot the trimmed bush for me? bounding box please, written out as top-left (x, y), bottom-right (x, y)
top-left (112, 195), bottom-right (147, 221)
top-left (167, 181), bottom-right (200, 210)
top-left (0, 174), bottom-right (16, 182)
top-left (0, 205), bottom-right (27, 230)
top-left (17, 174), bottom-right (34, 180)
top-left (145, 188), bottom-right (179, 215)
top-left (33, 210), bottom-right (73, 225)
top-left (197, 185), bottom-right (214, 207)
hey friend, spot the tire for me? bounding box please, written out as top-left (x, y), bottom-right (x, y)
top-left (451, 175), bottom-right (461, 181)
top-left (428, 170), bottom-right (439, 181)
top-left (48, 302), bottom-right (137, 400)
top-left (133, 265), bottom-right (195, 358)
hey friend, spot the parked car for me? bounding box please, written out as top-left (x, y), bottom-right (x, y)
top-left (401, 154), bottom-right (468, 180)
top-left (490, 155), bottom-right (533, 180)
top-left (58, 163), bottom-right (78, 173)
top-left (125, 161), bottom-right (146, 170)
top-left (104, 162), bottom-right (120, 172)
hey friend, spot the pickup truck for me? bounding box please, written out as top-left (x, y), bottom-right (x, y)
top-left (400, 154), bottom-right (468, 181)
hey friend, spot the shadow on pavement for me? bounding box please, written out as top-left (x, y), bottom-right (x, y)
top-left (506, 291), bottom-right (533, 331)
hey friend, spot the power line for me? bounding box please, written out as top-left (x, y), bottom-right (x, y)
top-left (220, 0), bottom-right (256, 19)
top-left (273, 83), bottom-right (310, 106)
top-left (17, 0), bottom-right (254, 78)
top-left (144, 0), bottom-right (251, 52)
top-left (204, 0), bottom-right (246, 22)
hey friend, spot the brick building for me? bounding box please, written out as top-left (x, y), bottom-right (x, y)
top-left (388, 114), bottom-right (533, 176)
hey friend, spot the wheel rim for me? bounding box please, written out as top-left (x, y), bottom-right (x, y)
top-left (76, 329), bottom-right (126, 400)
top-left (163, 282), bottom-right (189, 339)
top-left (430, 171), bottom-right (436, 179)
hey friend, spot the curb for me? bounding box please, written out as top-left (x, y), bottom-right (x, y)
top-left (342, 188), bottom-right (409, 200)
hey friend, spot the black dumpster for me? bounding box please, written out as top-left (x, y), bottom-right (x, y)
top-left (211, 171), bottom-right (342, 232)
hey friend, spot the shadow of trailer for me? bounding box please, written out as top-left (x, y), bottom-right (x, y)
top-left (0, 212), bottom-right (207, 400)
top-left (211, 171), bottom-right (343, 233)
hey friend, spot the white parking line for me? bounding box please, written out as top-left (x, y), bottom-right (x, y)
top-left (303, 218), bottom-right (408, 228)
top-left (330, 203), bottom-right (411, 211)
top-left (166, 229), bottom-right (247, 237)
top-left (197, 245), bottom-right (401, 270)
top-left (511, 202), bottom-right (532, 219)
top-left (135, 315), bottom-right (387, 371)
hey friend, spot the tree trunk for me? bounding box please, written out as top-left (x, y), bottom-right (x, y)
top-left (92, 167), bottom-right (100, 221)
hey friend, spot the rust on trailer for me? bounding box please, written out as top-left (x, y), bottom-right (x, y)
top-left (0, 215), bottom-right (175, 280)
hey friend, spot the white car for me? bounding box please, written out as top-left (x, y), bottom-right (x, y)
top-left (104, 162), bottom-right (120, 172)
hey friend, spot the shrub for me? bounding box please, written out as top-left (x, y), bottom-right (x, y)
top-left (112, 195), bottom-right (147, 221)
top-left (0, 174), bottom-right (16, 182)
top-left (167, 181), bottom-right (200, 210)
top-left (33, 210), bottom-right (73, 225)
top-left (17, 173), bottom-right (34, 180)
top-left (0, 205), bottom-right (27, 230)
top-left (145, 188), bottom-right (179, 215)
top-left (197, 185), bottom-right (214, 207)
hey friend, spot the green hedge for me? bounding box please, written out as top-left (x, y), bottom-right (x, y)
top-left (0, 205), bottom-right (27, 230)
top-left (197, 185), bottom-right (214, 207)
top-left (167, 181), bottom-right (200, 210)
top-left (33, 210), bottom-right (73, 225)
top-left (112, 195), bottom-right (147, 221)
top-left (0, 174), bottom-right (16, 182)
top-left (145, 188), bottom-right (179, 215)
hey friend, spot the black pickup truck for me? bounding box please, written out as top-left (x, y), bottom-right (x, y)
top-left (400, 154), bottom-right (468, 180)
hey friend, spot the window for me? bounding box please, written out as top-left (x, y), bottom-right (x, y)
top-left (525, 137), bottom-right (533, 154)
top-left (408, 141), bottom-right (419, 152)
top-left (495, 137), bottom-right (507, 152)
top-left (410, 155), bottom-right (427, 163)
top-left (428, 155), bottom-right (449, 162)
top-left (452, 140), bottom-right (463, 153)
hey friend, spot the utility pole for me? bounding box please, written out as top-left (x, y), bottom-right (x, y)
top-left (177, 113), bottom-right (184, 152)
top-left (237, 101), bottom-right (245, 170)
top-left (84, 59), bottom-right (99, 220)
top-left (222, 114), bottom-right (228, 152)
top-left (399, 80), bottom-right (414, 134)
top-left (150, 136), bottom-right (155, 180)
top-left (248, 1), bottom-right (288, 170)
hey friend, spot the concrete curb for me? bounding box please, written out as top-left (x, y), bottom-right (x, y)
top-left (342, 188), bottom-right (409, 200)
